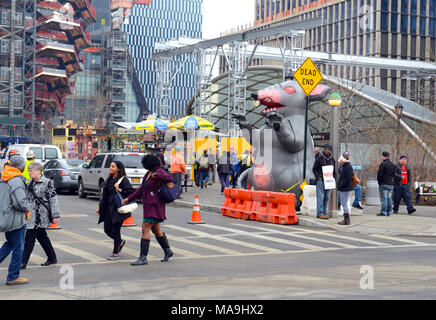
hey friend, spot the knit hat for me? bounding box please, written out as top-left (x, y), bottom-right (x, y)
top-left (382, 151), bottom-right (390, 157)
top-left (399, 155), bottom-right (407, 160)
top-left (339, 155), bottom-right (350, 163)
top-left (324, 144), bottom-right (333, 151)
top-left (342, 151), bottom-right (350, 160)
top-left (9, 155), bottom-right (26, 170)
top-left (175, 146), bottom-right (182, 152)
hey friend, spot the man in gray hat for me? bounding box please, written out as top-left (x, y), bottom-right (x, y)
top-left (0, 155), bottom-right (31, 285)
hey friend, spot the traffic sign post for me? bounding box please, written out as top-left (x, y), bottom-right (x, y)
top-left (293, 57), bottom-right (323, 181)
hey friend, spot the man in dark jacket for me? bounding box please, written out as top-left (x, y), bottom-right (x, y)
top-left (393, 155), bottom-right (416, 214)
top-left (217, 151), bottom-right (231, 194)
top-left (312, 144), bottom-right (336, 219)
top-left (377, 151), bottom-right (396, 216)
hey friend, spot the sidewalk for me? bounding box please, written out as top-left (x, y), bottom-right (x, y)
top-left (169, 181), bottom-right (436, 237)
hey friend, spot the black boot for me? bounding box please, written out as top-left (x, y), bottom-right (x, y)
top-left (131, 239), bottom-right (150, 266)
top-left (338, 213), bottom-right (351, 225)
top-left (156, 233), bottom-right (173, 262)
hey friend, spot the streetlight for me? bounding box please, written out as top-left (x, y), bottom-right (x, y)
top-left (394, 101), bottom-right (403, 158)
top-left (328, 92), bottom-right (342, 218)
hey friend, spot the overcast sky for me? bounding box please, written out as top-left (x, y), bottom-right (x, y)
top-left (202, 0), bottom-right (255, 39)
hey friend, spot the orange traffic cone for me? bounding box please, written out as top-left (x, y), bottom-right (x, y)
top-left (188, 195), bottom-right (205, 224)
top-left (122, 214), bottom-right (136, 227)
top-left (48, 221), bottom-right (61, 230)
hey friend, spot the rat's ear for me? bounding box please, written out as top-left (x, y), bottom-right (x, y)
top-left (309, 85), bottom-right (329, 102)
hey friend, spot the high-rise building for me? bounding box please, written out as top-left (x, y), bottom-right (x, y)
top-left (253, 0), bottom-right (436, 110)
top-left (123, 0), bottom-right (202, 118)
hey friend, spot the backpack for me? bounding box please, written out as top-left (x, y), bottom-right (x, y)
top-left (199, 156), bottom-right (209, 169)
top-left (0, 180), bottom-right (17, 232)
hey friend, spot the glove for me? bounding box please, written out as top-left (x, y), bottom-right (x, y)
top-left (25, 211), bottom-right (30, 221)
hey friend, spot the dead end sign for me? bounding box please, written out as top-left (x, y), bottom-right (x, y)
top-left (293, 57), bottom-right (323, 96)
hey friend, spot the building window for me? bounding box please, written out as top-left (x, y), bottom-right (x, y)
top-left (401, 14), bottom-right (408, 33)
top-left (391, 0), bottom-right (398, 13)
top-left (391, 13), bottom-right (398, 33)
top-left (420, 17), bottom-right (426, 36)
top-left (410, 16), bottom-right (417, 35)
top-left (381, 12), bottom-right (388, 31)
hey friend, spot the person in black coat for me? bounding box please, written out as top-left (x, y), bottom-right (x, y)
top-left (337, 154), bottom-right (354, 225)
top-left (96, 161), bottom-right (134, 260)
top-left (376, 151), bottom-right (397, 216)
top-left (217, 151), bottom-right (231, 194)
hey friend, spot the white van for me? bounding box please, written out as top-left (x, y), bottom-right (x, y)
top-left (0, 144), bottom-right (63, 174)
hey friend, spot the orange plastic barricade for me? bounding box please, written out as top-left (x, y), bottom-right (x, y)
top-left (250, 191), bottom-right (271, 221)
top-left (221, 188), bottom-right (252, 220)
top-left (122, 214), bottom-right (136, 227)
top-left (251, 191), bottom-right (298, 225)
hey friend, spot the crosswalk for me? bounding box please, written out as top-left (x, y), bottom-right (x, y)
top-left (2, 220), bottom-right (436, 269)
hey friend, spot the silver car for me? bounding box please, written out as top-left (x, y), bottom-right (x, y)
top-left (78, 152), bottom-right (148, 200)
top-left (43, 159), bottom-right (88, 194)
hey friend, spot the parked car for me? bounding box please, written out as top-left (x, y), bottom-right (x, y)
top-left (44, 159), bottom-right (88, 194)
top-left (78, 152), bottom-right (147, 199)
top-left (0, 144), bottom-right (63, 174)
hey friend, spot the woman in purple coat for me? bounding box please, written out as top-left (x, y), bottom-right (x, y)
top-left (123, 154), bottom-right (174, 266)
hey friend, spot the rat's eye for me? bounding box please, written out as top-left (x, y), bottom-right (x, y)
top-left (284, 86), bottom-right (296, 94)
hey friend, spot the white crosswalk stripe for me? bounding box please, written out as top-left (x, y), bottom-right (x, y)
top-left (90, 228), bottom-right (202, 258)
top-left (232, 223), bottom-right (390, 248)
top-left (198, 224), bottom-right (328, 250)
top-left (164, 224), bottom-right (283, 253)
top-left (368, 234), bottom-right (431, 246)
top-left (128, 226), bottom-right (241, 255)
top-left (51, 242), bottom-right (104, 262)
top-left (29, 253), bottom-right (46, 265)
top-left (87, 228), bottom-right (160, 259)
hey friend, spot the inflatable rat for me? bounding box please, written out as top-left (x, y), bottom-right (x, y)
top-left (233, 80), bottom-right (329, 206)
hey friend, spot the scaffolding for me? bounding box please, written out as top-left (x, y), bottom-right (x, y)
top-left (193, 48), bottom-right (216, 121)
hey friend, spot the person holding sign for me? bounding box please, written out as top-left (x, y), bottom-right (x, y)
top-left (337, 154), bottom-right (354, 225)
top-left (312, 145), bottom-right (336, 219)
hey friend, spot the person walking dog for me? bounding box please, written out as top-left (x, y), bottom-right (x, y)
top-left (123, 154), bottom-right (174, 266)
top-left (337, 153), bottom-right (354, 225)
top-left (97, 161), bottom-right (134, 260)
top-left (21, 162), bottom-right (60, 269)
top-left (0, 156), bottom-right (31, 285)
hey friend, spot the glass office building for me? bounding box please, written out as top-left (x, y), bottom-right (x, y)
top-left (253, 0), bottom-right (436, 110)
top-left (123, 0), bottom-right (203, 117)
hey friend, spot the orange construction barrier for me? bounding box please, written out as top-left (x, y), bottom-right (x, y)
top-left (221, 189), bottom-right (298, 225)
top-left (252, 191), bottom-right (298, 225)
top-left (221, 188), bottom-right (252, 220)
top-left (47, 221), bottom-right (61, 230)
top-left (188, 195), bottom-right (205, 224)
top-left (122, 214), bottom-right (136, 227)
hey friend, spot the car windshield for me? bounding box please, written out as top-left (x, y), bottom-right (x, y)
top-left (61, 160), bottom-right (87, 168)
top-left (112, 155), bottom-right (143, 169)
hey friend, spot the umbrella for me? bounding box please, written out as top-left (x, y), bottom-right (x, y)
top-left (169, 115), bottom-right (214, 130)
top-left (130, 119), bottom-right (169, 131)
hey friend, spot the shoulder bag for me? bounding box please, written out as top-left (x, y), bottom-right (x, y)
top-left (113, 177), bottom-right (138, 214)
top-left (351, 173), bottom-right (361, 187)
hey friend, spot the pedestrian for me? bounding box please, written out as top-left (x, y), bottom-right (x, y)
top-left (208, 148), bottom-right (217, 185)
top-left (170, 146), bottom-right (185, 198)
top-left (0, 155), bottom-right (31, 285)
top-left (393, 155), bottom-right (416, 215)
top-left (198, 150), bottom-right (210, 189)
top-left (314, 147), bottom-right (321, 160)
top-left (230, 150), bottom-right (240, 188)
top-left (21, 162), bottom-right (60, 269)
top-left (192, 152), bottom-right (200, 187)
top-left (1, 148), bottom-right (20, 174)
top-left (240, 150), bottom-right (254, 189)
top-left (338, 152), bottom-right (364, 210)
top-left (337, 153), bottom-right (354, 225)
top-left (96, 161), bottom-right (134, 260)
top-left (22, 150), bottom-right (35, 184)
top-left (312, 144), bottom-right (336, 219)
top-left (123, 154), bottom-right (174, 266)
top-left (376, 151), bottom-right (397, 216)
top-left (217, 151), bottom-right (231, 194)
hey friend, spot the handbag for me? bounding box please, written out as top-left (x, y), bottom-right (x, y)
top-left (352, 173), bottom-right (361, 187)
top-left (159, 181), bottom-right (180, 204)
top-left (113, 177), bottom-right (138, 214)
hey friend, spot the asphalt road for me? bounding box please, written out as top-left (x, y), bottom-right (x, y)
top-left (1, 193), bottom-right (436, 300)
